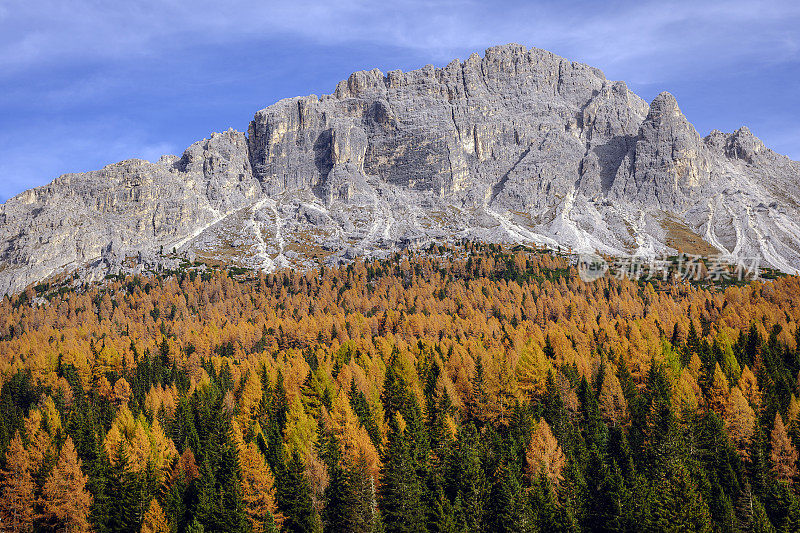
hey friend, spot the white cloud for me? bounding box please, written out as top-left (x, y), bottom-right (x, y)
top-left (1, 0), bottom-right (798, 198)
top-left (1, 0), bottom-right (798, 78)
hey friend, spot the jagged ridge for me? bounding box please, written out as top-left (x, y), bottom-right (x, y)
top-left (1, 44), bottom-right (799, 295)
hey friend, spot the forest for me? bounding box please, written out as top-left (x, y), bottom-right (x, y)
top-left (1, 242), bottom-right (800, 532)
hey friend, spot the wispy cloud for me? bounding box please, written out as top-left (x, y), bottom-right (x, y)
top-left (2, 1), bottom-right (798, 113)
top-left (1, 0), bottom-right (798, 199)
top-left (2, 0), bottom-right (798, 75)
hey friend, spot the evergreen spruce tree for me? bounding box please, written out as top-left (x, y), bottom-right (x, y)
top-left (765, 481), bottom-right (800, 533)
top-left (648, 464), bottom-right (712, 533)
top-left (751, 498), bottom-right (778, 533)
top-left (194, 389), bottom-right (247, 533)
top-left (88, 437), bottom-right (112, 532)
top-left (584, 446), bottom-right (632, 532)
top-left (216, 437), bottom-right (248, 532)
top-left (542, 370), bottom-right (566, 438)
top-left (349, 380), bottom-right (381, 447)
top-left (162, 471), bottom-right (191, 533)
top-left (195, 458), bottom-right (221, 529)
top-left (323, 459), bottom-right (357, 533)
top-left (263, 372), bottom-right (289, 472)
top-left (529, 473), bottom-right (576, 533)
top-left (607, 426), bottom-right (635, 482)
top-left (276, 451), bottom-right (316, 533)
top-left (543, 335), bottom-right (555, 361)
top-left (693, 412), bottom-right (741, 527)
top-left (378, 417), bottom-right (425, 533)
top-left (423, 464), bottom-right (457, 533)
top-left (322, 452), bottom-right (378, 533)
top-left (444, 425), bottom-right (485, 532)
top-left (749, 426), bottom-right (770, 497)
top-left (105, 442), bottom-right (140, 533)
top-left (484, 461), bottom-right (531, 533)
top-left (577, 377), bottom-right (607, 449)
top-left (186, 518), bottom-right (205, 533)
top-left (350, 455), bottom-right (378, 533)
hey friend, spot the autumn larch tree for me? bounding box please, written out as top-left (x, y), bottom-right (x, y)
top-left (141, 499), bottom-right (171, 533)
top-left (234, 423), bottom-right (282, 532)
top-left (525, 418), bottom-right (566, 487)
top-left (598, 365), bottom-right (629, 425)
top-left (707, 362), bottom-right (730, 415)
top-left (770, 412), bottom-right (798, 483)
top-left (0, 433), bottom-right (35, 532)
top-left (39, 436), bottom-right (93, 532)
top-left (724, 386), bottom-right (757, 458)
top-left (113, 377), bottom-right (132, 406)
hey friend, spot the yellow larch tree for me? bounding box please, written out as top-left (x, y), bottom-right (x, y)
top-left (39, 437), bottom-right (93, 532)
top-left (598, 365), bottom-right (628, 425)
top-left (329, 392), bottom-right (381, 482)
top-left (104, 405), bottom-right (177, 478)
top-left (515, 341), bottom-right (550, 398)
top-left (284, 396), bottom-right (318, 459)
top-left (738, 365), bottom-right (762, 410)
top-left (0, 433), bottom-right (35, 531)
top-left (238, 370), bottom-right (264, 428)
top-left (525, 418), bottom-right (566, 486)
top-left (23, 408), bottom-right (54, 474)
top-left (233, 422), bottom-right (282, 532)
top-left (770, 413), bottom-right (799, 483)
top-left (707, 362), bottom-right (730, 415)
top-left (673, 368), bottom-right (701, 414)
top-left (141, 499), bottom-right (170, 533)
top-left (724, 386), bottom-right (756, 458)
top-left (113, 377), bottom-right (132, 405)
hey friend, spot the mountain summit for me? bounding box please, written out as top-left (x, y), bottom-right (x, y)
top-left (2, 44), bottom-right (799, 295)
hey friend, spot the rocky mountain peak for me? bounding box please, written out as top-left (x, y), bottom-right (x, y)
top-left (1, 44), bottom-right (798, 295)
top-left (610, 91), bottom-right (708, 208)
top-left (726, 126), bottom-right (768, 164)
top-left (646, 91), bottom-right (681, 120)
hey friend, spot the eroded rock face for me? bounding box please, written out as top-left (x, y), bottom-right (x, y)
top-left (1, 44), bottom-right (799, 295)
top-left (610, 92), bottom-right (709, 209)
top-left (0, 130), bottom-right (259, 294)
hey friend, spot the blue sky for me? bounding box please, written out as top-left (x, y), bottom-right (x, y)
top-left (1, 0), bottom-right (799, 203)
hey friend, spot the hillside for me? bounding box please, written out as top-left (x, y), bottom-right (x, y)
top-left (1, 244), bottom-right (800, 530)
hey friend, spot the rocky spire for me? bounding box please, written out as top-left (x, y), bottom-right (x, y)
top-left (610, 92), bottom-right (708, 209)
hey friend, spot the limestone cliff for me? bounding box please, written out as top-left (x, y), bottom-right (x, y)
top-left (2, 44), bottom-right (799, 295)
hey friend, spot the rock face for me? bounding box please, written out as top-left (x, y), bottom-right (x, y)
top-left (1, 44), bottom-right (799, 294)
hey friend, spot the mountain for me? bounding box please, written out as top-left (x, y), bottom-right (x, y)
top-left (2, 43), bottom-right (799, 295)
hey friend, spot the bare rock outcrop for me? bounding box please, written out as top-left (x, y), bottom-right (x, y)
top-left (1, 44), bottom-right (799, 294)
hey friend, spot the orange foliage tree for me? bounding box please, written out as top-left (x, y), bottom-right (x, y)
top-left (525, 418), bottom-right (566, 486)
top-left (39, 437), bottom-right (93, 532)
top-left (0, 433), bottom-right (35, 531)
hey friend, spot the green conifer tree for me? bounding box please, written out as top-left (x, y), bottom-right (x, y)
top-left (378, 418), bottom-right (425, 533)
top-left (276, 451), bottom-right (317, 533)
